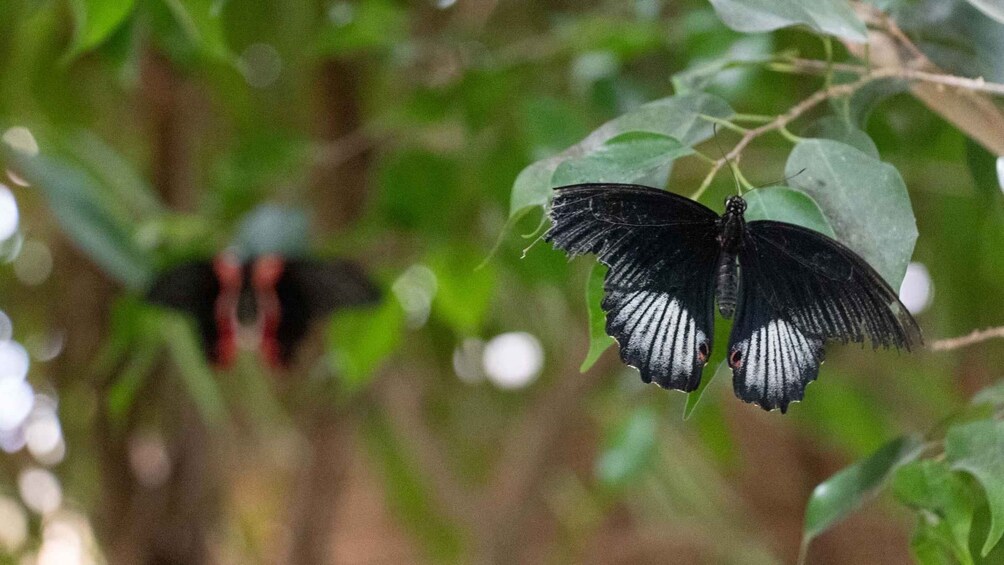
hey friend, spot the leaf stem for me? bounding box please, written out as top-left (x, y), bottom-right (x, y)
top-left (698, 114), bottom-right (748, 134)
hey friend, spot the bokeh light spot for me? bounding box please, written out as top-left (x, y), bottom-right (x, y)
top-left (2, 127), bottom-right (39, 157)
top-left (392, 264), bottom-right (438, 328)
top-left (452, 338), bottom-right (485, 384)
top-left (0, 379), bottom-right (34, 432)
top-left (13, 239), bottom-right (53, 286)
top-left (0, 340), bottom-right (30, 380)
top-left (241, 43), bottom-right (283, 88)
top-left (0, 184), bottom-right (19, 241)
top-left (899, 262), bottom-right (934, 315)
top-left (328, 2), bottom-right (354, 25)
top-left (129, 433), bottom-right (172, 488)
top-left (0, 495), bottom-right (28, 553)
top-left (0, 311), bottom-right (13, 342)
top-left (18, 467), bottom-right (62, 515)
top-left (482, 332), bottom-right (544, 390)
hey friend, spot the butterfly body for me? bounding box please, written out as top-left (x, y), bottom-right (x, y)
top-left (147, 253), bottom-right (380, 369)
top-left (545, 183), bottom-right (921, 412)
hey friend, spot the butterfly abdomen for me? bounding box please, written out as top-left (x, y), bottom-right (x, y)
top-left (715, 253), bottom-right (739, 319)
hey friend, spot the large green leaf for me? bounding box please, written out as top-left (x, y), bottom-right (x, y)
top-left (162, 316), bottom-right (228, 426)
top-left (893, 460), bottom-right (975, 565)
top-left (328, 299), bottom-right (404, 392)
top-left (160, 0), bottom-right (232, 62)
top-left (683, 360), bottom-right (729, 420)
top-left (707, 0), bottom-right (868, 42)
top-left (9, 152), bottom-right (154, 289)
top-left (802, 435), bottom-right (923, 545)
top-left (553, 132), bottom-right (693, 187)
top-left (966, 0), bottom-right (1004, 24)
top-left (580, 263), bottom-right (613, 372)
top-left (510, 92), bottom-right (733, 216)
top-left (68, 0), bottom-right (137, 57)
top-left (785, 139), bottom-right (918, 288)
top-left (802, 116), bottom-right (879, 159)
top-left (946, 420), bottom-right (1004, 556)
top-left (742, 186), bottom-right (836, 238)
top-left (596, 407), bottom-right (658, 488)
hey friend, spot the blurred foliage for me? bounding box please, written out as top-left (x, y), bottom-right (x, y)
top-left (0, 0), bottom-right (1002, 564)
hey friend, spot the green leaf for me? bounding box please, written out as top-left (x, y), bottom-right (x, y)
top-left (971, 382), bottom-right (1004, 407)
top-left (8, 152), bottom-right (154, 289)
top-left (893, 460), bottom-right (975, 565)
top-left (68, 0), bottom-right (137, 57)
top-left (707, 0), bottom-right (868, 42)
top-left (315, 0), bottom-right (408, 56)
top-left (802, 115), bottom-right (879, 158)
top-left (743, 186), bottom-right (836, 238)
top-left (802, 435), bottom-right (923, 544)
top-left (785, 139), bottom-right (918, 288)
top-left (684, 360), bottom-right (729, 420)
top-left (328, 299), bottom-right (404, 391)
top-left (162, 316), bottom-right (228, 426)
top-left (596, 407), bottom-right (658, 488)
top-left (553, 132), bottom-right (693, 187)
top-left (428, 249), bottom-right (496, 335)
top-left (509, 92), bottom-right (733, 217)
top-left (945, 420), bottom-right (1004, 556)
top-left (964, 138), bottom-right (1002, 203)
top-left (966, 0), bottom-right (1004, 25)
top-left (580, 263), bottom-right (614, 372)
top-left (160, 0), bottom-right (233, 62)
top-left (671, 36), bottom-right (775, 94)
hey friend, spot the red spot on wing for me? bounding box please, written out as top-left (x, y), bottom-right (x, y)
top-left (253, 255), bottom-right (286, 369)
top-left (728, 349), bottom-right (743, 369)
top-left (212, 253), bottom-right (242, 369)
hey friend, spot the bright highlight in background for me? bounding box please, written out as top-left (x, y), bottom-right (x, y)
top-left (0, 184), bottom-right (19, 242)
top-left (18, 467), bottom-right (62, 515)
top-left (899, 262), bottom-right (934, 315)
top-left (482, 332), bottom-right (544, 390)
top-left (997, 156), bottom-right (1004, 195)
top-left (2, 127), bottom-right (39, 157)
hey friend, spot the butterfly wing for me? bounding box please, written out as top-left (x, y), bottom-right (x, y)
top-left (546, 183), bottom-right (721, 391)
top-left (146, 261), bottom-right (223, 363)
top-left (271, 259), bottom-right (381, 365)
top-left (728, 220), bottom-right (922, 412)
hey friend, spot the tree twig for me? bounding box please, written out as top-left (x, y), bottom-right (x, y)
top-left (692, 72), bottom-right (889, 200)
top-left (929, 327), bottom-right (1004, 351)
top-left (781, 58), bottom-right (1004, 97)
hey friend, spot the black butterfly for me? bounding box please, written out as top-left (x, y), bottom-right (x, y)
top-left (147, 253), bottom-right (380, 369)
top-left (545, 183), bottom-right (922, 412)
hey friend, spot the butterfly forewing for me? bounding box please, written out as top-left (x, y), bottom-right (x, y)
top-left (146, 261), bottom-right (225, 363)
top-left (741, 221), bottom-right (921, 350)
top-left (547, 184), bottom-right (720, 391)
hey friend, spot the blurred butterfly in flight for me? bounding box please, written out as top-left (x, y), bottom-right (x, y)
top-left (146, 253), bottom-right (380, 369)
top-left (545, 184), bottom-right (921, 412)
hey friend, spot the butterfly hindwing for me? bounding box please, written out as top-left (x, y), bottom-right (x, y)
top-left (728, 221), bottom-right (922, 411)
top-left (547, 183), bottom-right (720, 391)
top-left (727, 277), bottom-right (825, 412)
top-left (273, 259), bottom-right (382, 364)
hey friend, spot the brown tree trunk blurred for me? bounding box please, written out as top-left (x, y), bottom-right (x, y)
top-left (94, 49), bottom-right (217, 565)
top-left (282, 58), bottom-right (373, 565)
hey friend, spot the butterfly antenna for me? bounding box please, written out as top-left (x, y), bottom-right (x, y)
top-left (754, 167), bottom-right (808, 190)
top-left (713, 123), bottom-right (743, 196)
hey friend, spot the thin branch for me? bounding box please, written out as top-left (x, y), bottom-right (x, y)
top-left (692, 72), bottom-right (885, 200)
top-left (783, 58), bottom-right (1004, 97)
top-left (929, 327), bottom-right (1004, 351)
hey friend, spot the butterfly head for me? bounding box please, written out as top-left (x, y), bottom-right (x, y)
top-left (724, 195), bottom-right (747, 216)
